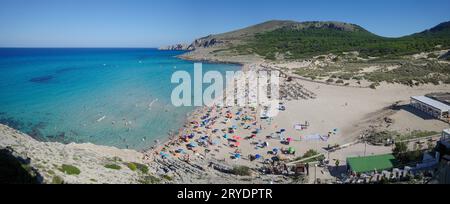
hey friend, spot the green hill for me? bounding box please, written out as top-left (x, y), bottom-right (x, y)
top-left (229, 20), bottom-right (450, 60)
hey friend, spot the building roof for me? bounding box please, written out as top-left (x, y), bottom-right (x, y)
top-left (411, 96), bottom-right (450, 112)
top-left (444, 129), bottom-right (450, 135)
top-left (347, 154), bottom-right (397, 173)
top-left (426, 93), bottom-right (450, 106)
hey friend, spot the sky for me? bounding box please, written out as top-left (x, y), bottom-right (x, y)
top-left (0, 0), bottom-right (449, 48)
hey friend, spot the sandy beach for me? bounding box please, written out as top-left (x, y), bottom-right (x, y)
top-left (145, 61), bottom-right (450, 172)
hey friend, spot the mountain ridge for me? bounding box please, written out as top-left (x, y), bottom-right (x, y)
top-left (165, 20), bottom-right (450, 60)
top-left (188, 20), bottom-right (377, 49)
top-left (192, 20), bottom-right (450, 60)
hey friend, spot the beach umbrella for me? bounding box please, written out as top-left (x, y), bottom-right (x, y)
top-left (288, 147), bottom-right (295, 154)
top-left (255, 154), bottom-right (261, 159)
top-left (287, 137), bottom-right (293, 143)
top-left (160, 152), bottom-right (170, 159)
top-left (234, 153), bottom-right (241, 159)
top-left (235, 142), bottom-right (241, 147)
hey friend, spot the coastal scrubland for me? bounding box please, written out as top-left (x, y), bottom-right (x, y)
top-left (232, 21), bottom-right (450, 60)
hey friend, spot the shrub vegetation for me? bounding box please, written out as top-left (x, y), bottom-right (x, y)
top-left (59, 164), bottom-right (81, 175)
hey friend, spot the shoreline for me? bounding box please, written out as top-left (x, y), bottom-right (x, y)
top-left (140, 54), bottom-right (248, 153)
top-left (143, 55), bottom-right (248, 158)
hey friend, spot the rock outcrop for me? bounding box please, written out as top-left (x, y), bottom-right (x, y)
top-left (158, 43), bottom-right (194, 51)
top-left (191, 36), bottom-right (222, 48)
top-left (159, 37), bottom-right (223, 51)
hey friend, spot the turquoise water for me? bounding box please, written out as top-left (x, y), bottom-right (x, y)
top-left (0, 48), bottom-right (240, 150)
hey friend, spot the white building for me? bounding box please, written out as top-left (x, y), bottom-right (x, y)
top-left (410, 96), bottom-right (450, 121)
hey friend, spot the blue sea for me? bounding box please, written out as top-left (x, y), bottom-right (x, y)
top-left (0, 48), bottom-right (240, 150)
